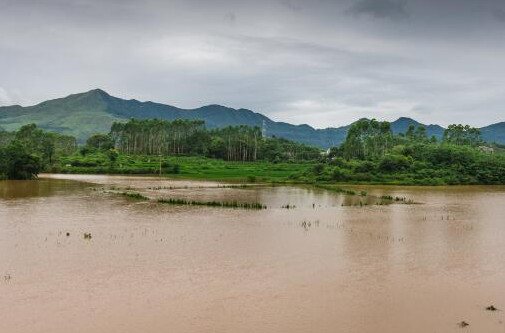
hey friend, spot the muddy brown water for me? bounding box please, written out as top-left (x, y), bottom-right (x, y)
top-left (1, 174), bottom-right (504, 333)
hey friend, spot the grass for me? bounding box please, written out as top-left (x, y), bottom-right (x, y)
top-left (111, 189), bottom-right (267, 209)
top-left (314, 184), bottom-right (357, 195)
top-left (54, 151), bottom-right (505, 186)
top-left (313, 183), bottom-right (416, 205)
top-left (56, 154), bottom-right (312, 182)
top-left (157, 197), bottom-right (266, 209)
top-left (281, 204), bottom-right (296, 209)
top-left (121, 192), bottom-right (149, 200)
top-left (380, 195), bottom-right (406, 202)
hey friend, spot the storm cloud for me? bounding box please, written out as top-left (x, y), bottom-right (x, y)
top-left (347, 0), bottom-right (408, 20)
top-left (1, 0), bottom-right (504, 127)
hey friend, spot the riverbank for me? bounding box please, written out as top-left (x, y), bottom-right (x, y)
top-left (54, 154), bottom-right (311, 182)
top-left (51, 153), bottom-right (505, 186)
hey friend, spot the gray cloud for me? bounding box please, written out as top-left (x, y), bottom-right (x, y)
top-left (280, 0), bottom-right (302, 12)
top-left (346, 0), bottom-right (408, 20)
top-left (1, 0), bottom-right (505, 128)
top-left (224, 12), bottom-right (237, 25)
top-left (493, 8), bottom-right (505, 22)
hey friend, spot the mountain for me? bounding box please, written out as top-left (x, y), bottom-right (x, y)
top-left (480, 122), bottom-right (505, 144)
top-left (0, 89), bottom-right (502, 148)
top-left (390, 117), bottom-right (445, 139)
top-left (0, 89), bottom-right (348, 147)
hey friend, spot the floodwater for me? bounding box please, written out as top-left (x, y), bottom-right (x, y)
top-left (1, 175), bottom-right (504, 333)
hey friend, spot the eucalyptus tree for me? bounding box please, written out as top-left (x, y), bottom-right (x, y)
top-left (110, 119), bottom-right (207, 156)
top-left (443, 124), bottom-right (482, 146)
top-left (341, 119), bottom-right (393, 160)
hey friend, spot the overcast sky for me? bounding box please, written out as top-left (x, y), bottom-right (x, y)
top-left (1, 0), bottom-right (505, 128)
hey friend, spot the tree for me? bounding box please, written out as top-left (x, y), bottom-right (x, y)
top-left (11, 124), bottom-right (76, 164)
top-left (15, 124), bottom-right (54, 163)
top-left (414, 126), bottom-right (428, 142)
top-left (0, 140), bottom-right (42, 180)
top-left (0, 130), bottom-right (15, 148)
top-left (378, 154), bottom-right (411, 173)
top-left (106, 148), bottom-right (119, 167)
top-left (341, 119), bottom-right (393, 160)
top-left (86, 134), bottom-right (114, 151)
top-left (406, 124), bottom-right (415, 141)
top-left (443, 124), bottom-right (482, 146)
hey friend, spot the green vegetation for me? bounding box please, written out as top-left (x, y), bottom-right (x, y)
top-left (0, 124), bottom-right (77, 179)
top-left (121, 192), bottom-right (149, 200)
top-left (55, 119), bottom-right (319, 181)
top-left (297, 120), bottom-right (505, 185)
top-left (58, 154), bottom-right (312, 181)
top-left (2, 89), bottom-right (505, 149)
top-left (110, 190), bottom-right (266, 209)
top-left (314, 184), bottom-right (357, 195)
top-left (157, 197), bottom-right (266, 209)
top-left (0, 140), bottom-right (42, 180)
top-left (2, 117), bottom-right (505, 186)
top-left (109, 119), bottom-right (320, 162)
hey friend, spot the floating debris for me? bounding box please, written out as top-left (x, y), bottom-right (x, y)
top-left (486, 305), bottom-right (498, 311)
top-left (83, 233), bottom-right (92, 240)
top-left (458, 321), bottom-right (469, 328)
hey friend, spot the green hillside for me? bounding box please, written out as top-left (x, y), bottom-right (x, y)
top-left (480, 122), bottom-right (505, 144)
top-left (0, 90), bottom-right (123, 140)
top-left (0, 89), bottom-right (502, 148)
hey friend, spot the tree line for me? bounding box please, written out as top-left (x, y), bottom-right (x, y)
top-left (93, 119), bottom-right (320, 162)
top-left (303, 119), bottom-right (505, 185)
top-left (0, 124), bottom-right (77, 179)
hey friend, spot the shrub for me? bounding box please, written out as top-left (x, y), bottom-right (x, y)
top-left (378, 154), bottom-right (411, 173)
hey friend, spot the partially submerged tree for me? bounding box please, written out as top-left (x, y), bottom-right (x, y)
top-left (0, 140), bottom-right (42, 180)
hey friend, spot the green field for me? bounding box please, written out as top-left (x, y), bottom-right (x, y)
top-left (56, 153), bottom-right (312, 182)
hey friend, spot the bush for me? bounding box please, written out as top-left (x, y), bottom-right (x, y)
top-left (329, 157), bottom-right (347, 168)
top-left (330, 167), bottom-right (350, 181)
top-left (0, 141), bottom-right (43, 179)
top-left (312, 163), bottom-right (325, 175)
top-left (378, 154), bottom-right (411, 173)
top-left (353, 160), bottom-right (376, 173)
top-left (172, 164), bottom-right (180, 174)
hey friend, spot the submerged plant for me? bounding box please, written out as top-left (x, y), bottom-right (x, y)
top-left (281, 204), bottom-right (296, 209)
top-left (157, 198), bottom-right (266, 209)
top-left (380, 195), bottom-right (406, 202)
top-left (314, 184), bottom-right (356, 196)
top-left (121, 192), bottom-right (149, 200)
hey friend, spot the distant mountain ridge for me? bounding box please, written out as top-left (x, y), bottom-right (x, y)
top-left (0, 89), bottom-right (502, 148)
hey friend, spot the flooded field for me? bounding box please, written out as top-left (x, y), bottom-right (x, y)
top-left (1, 174), bottom-right (504, 333)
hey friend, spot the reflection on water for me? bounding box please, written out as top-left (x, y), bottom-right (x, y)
top-left (0, 175), bottom-right (504, 333)
top-left (0, 179), bottom-right (90, 200)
